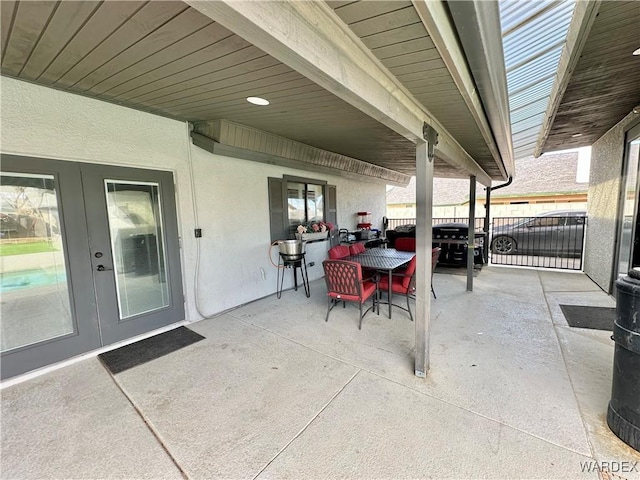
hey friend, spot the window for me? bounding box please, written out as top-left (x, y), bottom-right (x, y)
top-left (268, 176), bottom-right (336, 242)
top-left (286, 181), bottom-right (324, 231)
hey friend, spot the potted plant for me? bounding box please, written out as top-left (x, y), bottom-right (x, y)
top-left (295, 221), bottom-right (334, 241)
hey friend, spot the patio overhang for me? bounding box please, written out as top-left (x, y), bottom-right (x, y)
top-left (1, 0), bottom-right (513, 186)
top-left (538, 1), bottom-right (640, 154)
top-left (500, 0), bottom-right (640, 158)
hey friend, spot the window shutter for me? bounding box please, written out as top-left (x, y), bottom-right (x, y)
top-left (326, 184), bottom-right (337, 227)
top-left (268, 177), bottom-right (289, 242)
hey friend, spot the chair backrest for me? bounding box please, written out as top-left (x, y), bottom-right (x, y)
top-left (395, 237), bottom-right (416, 252)
top-left (401, 255), bottom-right (417, 289)
top-left (328, 245), bottom-right (351, 259)
top-left (349, 242), bottom-right (366, 255)
top-left (323, 260), bottom-right (363, 298)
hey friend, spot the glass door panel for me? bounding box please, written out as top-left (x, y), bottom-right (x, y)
top-left (1, 156), bottom-right (100, 380)
top-left (0, 173), bottom-right (73, 351)
top-left (104, 181), bottom-right (170, 319)
top-left (617, 125), bottom-right (640, 280)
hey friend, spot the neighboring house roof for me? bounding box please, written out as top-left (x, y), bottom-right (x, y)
top-left (387, 151), bottom-right (585, 206)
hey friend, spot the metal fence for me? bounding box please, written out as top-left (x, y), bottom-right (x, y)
top-left (489, 215), bottom-right (586, 270)
top-left (386, 215), bottom-right (587, 271)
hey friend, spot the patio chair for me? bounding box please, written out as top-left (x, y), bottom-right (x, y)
top-left (322, 259), bottom-right (379, 330)
top-left (328, 245), bottom-right (351, 259)
top-left (378, 255), bottom-right (417, 321)
top-left (395, 237), bottom-right (416, 252)
top-left (349, 242), bottom-right (366, 255)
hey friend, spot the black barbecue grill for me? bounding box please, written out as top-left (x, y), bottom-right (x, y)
top-left (432, 223), bottom-right (485, 267)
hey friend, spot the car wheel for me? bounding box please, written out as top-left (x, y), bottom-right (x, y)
top-left (492, 236), bottom-right (516, 254)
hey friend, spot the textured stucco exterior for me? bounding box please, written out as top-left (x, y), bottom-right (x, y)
top-left (0, 77), bottom-right (386, 320)
top-left (584, 112), bottom-right (640, 292)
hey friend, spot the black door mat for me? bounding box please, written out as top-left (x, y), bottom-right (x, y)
top-left (559, 304), bottom-right (616, 331)
top-left (99, 326), bottom-right (205, 374)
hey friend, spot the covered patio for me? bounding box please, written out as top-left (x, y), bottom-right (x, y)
top-left (3, 267), bottom-right (638, 479)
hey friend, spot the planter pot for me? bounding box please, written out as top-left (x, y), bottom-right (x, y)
top-left (296, 232), bottom-right (328, 242)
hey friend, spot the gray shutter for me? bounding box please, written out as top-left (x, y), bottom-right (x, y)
top-left (268, 177), bottom-right (289, 242)
top-left (326, 184), bottom-right (337, 227)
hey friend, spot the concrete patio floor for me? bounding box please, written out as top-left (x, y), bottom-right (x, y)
top-left (2, 266), bottom-right (640, 479)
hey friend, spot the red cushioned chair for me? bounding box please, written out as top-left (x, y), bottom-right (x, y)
top-left (349, 242), bottom-right (366, 255)
top-left (328, 245), bottom-right (351, 259)
top-left (322, 260), bottom-right (379, 330)
top-left (395, 237), bottom-right (416, 252)
top-left (378, 255), bottom-right (417, 321)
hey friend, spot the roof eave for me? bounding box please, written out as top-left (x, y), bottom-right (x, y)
top-left (534, 0), bottom-right (601, 157)
top-left (446, 0), bottom-right (515, 179)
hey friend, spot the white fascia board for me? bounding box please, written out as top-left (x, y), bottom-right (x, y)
top-left (413, 0), bottom-right (512, 180)
top-left (442, 0), bottom-right (515, 178)
top-left (184, 0), bottom-right (493, 186)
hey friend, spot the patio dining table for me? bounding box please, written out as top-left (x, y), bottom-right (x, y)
top-left (344, 248), bottom-right (415, 319)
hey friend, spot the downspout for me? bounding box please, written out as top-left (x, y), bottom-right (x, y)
top-left (483, 176), bottom-right (513, 263)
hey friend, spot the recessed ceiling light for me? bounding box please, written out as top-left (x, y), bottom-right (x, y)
top-left (633, 47), bottom-right (640, 56)
top-left (247, 96), bottom-right (269, 106)
top-left (571, 133), bottom-right (583, 138)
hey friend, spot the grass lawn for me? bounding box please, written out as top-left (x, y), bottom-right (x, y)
top-left (0, 241), bottom-right (59, 256)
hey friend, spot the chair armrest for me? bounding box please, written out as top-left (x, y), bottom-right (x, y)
top-left (363, 273), bottom-right (380, 284)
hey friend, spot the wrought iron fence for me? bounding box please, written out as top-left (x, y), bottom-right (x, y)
top-left (386, 215), bottom-right (587, 271)
top-left (489, 215), bottom-right (586, 270)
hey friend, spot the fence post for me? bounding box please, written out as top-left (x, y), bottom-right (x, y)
top-left (484, 187), bottom-right (491, 264)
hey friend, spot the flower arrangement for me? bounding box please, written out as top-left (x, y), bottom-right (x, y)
top-left (296, 221), bottom-right (334, 235)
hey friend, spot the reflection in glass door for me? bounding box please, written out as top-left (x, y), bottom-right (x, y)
top-left (616, 123), bottom-right (640, 281)
top-left (0, 173), bottom-right (74, 351)
top-left (105, 181), bottom-right (169, 319)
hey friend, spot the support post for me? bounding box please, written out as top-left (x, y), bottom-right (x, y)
top-left (484, 186), bottom-right (491, 264)
top-left (415, 139), bottom-right (434, 378)
top-left (467, 175), bottom-right (476, 292)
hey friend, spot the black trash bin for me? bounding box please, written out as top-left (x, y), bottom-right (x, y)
top-left (608, 269), bottom-right (640, 452)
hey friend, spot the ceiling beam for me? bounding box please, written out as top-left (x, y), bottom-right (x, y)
top-left (534, 0), bottom-right (601, 157)
top-left (184, 0), bottom-right (493, 186)
top-left (413, 0), bottom-right (513, 179)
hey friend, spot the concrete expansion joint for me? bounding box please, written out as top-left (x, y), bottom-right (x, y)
top-left (251, 369), bottom-right (362, 480)
top-left (102, 365), bottom-right (190, 479)
top-left (366, 368), bottom-right (594, 459)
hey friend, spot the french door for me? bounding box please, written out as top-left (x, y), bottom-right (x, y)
top-left (0, 156), bottom-right (184, 379)
top-left (615, 123), bottom-right (640, 287)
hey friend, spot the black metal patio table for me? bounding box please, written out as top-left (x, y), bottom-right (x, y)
top-left (344, 248), bottom-right (415, 319)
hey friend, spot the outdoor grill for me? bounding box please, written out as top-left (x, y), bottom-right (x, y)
top-left (432, 223), bottom-right (485, 267)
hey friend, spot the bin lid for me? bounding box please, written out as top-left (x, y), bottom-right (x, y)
top-left (629, 268), bottom-right (640, 280)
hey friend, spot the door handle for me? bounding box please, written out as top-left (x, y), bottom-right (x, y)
top-left (96, 265), bottom-right (113, 271)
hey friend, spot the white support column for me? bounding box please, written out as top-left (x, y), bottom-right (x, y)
top-left (467, 175), bottom-right (477, 291)
top-left (415, 141), bottom-right (434, 377)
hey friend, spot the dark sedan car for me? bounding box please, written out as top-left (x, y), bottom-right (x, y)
top-left (491, 210), bottom-right (587, 256)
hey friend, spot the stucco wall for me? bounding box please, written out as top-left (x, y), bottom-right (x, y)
top-left (0, 77), bottom-right (386, 320)
top-left (584, 112), bottom-right (640, 292)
